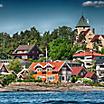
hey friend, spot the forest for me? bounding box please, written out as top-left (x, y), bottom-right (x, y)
top-left (0, 26), bottom-right (86, 60)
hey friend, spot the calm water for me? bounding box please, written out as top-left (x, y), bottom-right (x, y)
top-left (0, 91), bottom-right (104, 104)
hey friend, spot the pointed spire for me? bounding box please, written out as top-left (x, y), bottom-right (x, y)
top-left (76, 16), bottom-right (90, 28)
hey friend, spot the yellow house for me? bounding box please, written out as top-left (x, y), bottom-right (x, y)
top-left (91, 35), bottom-right (104, 51)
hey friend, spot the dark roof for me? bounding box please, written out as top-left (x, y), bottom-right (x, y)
top-left (16, 45), bottom-right (33, 51)
top-left (76, 16), bottom-right (90, 27)
top-left (12, 44), bottom-right (37, 54)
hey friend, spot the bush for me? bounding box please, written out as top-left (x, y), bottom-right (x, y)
top-left (81, 78), bottom-right (94, 85)
top-left (1, 74), bottom-right (16, 86)
top-left (71, 76), bottom-right (79, 83)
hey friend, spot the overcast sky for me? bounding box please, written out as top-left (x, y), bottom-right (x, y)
top-left (0, 0), bottom-right (104, 35)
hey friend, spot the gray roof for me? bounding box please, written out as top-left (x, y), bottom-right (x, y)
top-left (12, 45), bottom-right (34, 54)
top-left (76, 16), bottom-right (90, 27)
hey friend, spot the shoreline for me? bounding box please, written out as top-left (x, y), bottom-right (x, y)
top-left (0, 82), bottom-right (104, 92)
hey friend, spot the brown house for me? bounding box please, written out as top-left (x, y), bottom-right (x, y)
top-left (12, 44), bottom-right (42, 60)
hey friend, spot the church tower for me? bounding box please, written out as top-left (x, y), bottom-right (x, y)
top-left (75, 16), bottom-right (95, 49)
top-left (76, 16), bottom-right (90, 35)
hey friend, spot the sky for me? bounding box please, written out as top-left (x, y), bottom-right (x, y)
top-left (0, 0), bottom-right (104, 35)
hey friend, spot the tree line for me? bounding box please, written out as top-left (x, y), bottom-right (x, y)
top-left (0, 26), bottom-right (86, 60)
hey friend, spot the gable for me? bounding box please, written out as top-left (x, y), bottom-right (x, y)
top-left (29, 45), bottom-right (42, 54)
top-left (59, 62), bottom-right (72, 72)
top-left (0, 65), bottom-right (9, 73)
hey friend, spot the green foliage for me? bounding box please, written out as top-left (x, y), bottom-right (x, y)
top-left (0, 74), bottom-right (16, 86)
top-left (80, 78), bottom-right (94, 85)
top-left (49, 38), bottom-right (83, 60)
top-left (8, 59), bottom-right (22, 74)
top-left (100, 47), bottom-right (104, 54)
top-left (71, 76), bottom-right (79, 83)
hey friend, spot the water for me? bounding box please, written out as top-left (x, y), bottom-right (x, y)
top-left (0, 91), bottom-right (104, 104)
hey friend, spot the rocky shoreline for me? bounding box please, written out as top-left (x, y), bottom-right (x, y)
top-left (0, 82), bottom-right (104, 92)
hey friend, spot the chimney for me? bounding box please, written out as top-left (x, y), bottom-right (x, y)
top-left (92, 28), bottom-right (95, 34)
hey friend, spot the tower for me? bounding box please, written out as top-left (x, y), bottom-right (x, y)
top-left (76, 16), bottom-right (90, 35)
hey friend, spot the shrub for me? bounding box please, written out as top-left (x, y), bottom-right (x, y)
top-left (1, 74), bottom-right (16, 86)
top-left (81, 78), bottom-right (94, 85)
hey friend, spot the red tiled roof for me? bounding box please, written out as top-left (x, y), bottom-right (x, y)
top-left (84, 72), bottom-right (95, 78)
top-left (71, 66), bottom-right (84, 75)
top-left (91, 35), bottom-right (100, 42)
top-left (29, 61), bottom-right (65, 71)
top-left (73, 51), bottom-right (104, 57)
top-left (91, 35), bottom-right (104, 42)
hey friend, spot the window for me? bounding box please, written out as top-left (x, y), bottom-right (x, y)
top-left (62, 76), bottom-right (64, 80)
top-left (47, 76), bottom-right (54, 80)
top-left (100, 65), bottom-right (104, 68)
top-left (22, 55), bottom-right (28, 59)
top-left (46, 68), bottom-right (52, 71)
top-left (37, 68), bottom-right (42, 71)
top-left (86, 63), bottom-right (92, 66)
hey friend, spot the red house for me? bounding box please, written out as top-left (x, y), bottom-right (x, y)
top-left (71, 66), bottom-right (87, 77)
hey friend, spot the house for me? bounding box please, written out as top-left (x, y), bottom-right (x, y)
top-left (84, 72), bottom-right (97, 82)
top-left (91, 35), bottom-right (104, 51)
top-left (12, 44), bottom-right (42, 60)
top-left (0, 63), bottom-right (10, 74)
top-left (75, 15), bottom-right (94, 49)
top-left (17, 66), bottom-right (29, 80)
top-left (71, 66), bottom-right (87, 78)
top-left (73, 50), bottom-right (104, 68)
top-left (29, 61), bottom-right (72, 83)
top-left (96, 58), bottom-right (104, 82)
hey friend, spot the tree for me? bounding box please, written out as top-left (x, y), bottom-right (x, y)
top-left (49, 38), bottom-right (82, 60)
top-left (51, 26), bottom-right (72, 40)
top-left (0, 74), bottom-right (16, 86)
top-left (8, 59), bottom-right (22, 74)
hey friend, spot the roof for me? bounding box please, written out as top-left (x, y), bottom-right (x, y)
top-left (12, 45), bottom-right (33, 54)
top-left (0, 63), bottom-right (9, 73)
top-left (73, 51), bottom-right (104, 57)
top-left (0, 63), bottom-right (3, 69)
top-left (12, 44), bottom-right (41, 54)
top-left (29, 61), bottom-right (65, 71)
top-left (76, 16), bottom-right (90, 27)
top-left (82, 29), bottom-right (90, 36)
top-left (91, 35), bottom-right (104, 42)
top-left (84, 72), bottom-right (95, 78)
top-left (71, 66), bottom-right (85, 75)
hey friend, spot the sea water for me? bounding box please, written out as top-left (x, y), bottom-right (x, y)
top-left (0, 91), bottom-right (104, 104)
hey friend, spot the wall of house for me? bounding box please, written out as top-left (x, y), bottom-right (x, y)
top-left (59, 64), bottom-right (72, 82)
top-left (76, 27), bottom-right (94, 49)
top-left (96, 64), bottom-right (104, 81)
top-left (76, 27), bottom-right (89, 35)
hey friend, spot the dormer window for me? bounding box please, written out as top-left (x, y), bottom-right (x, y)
top-left (37, 68), bottom-right (42, 71)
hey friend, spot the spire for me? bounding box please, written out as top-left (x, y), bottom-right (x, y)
top-left (76, 16), bottom-right (90, 28)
